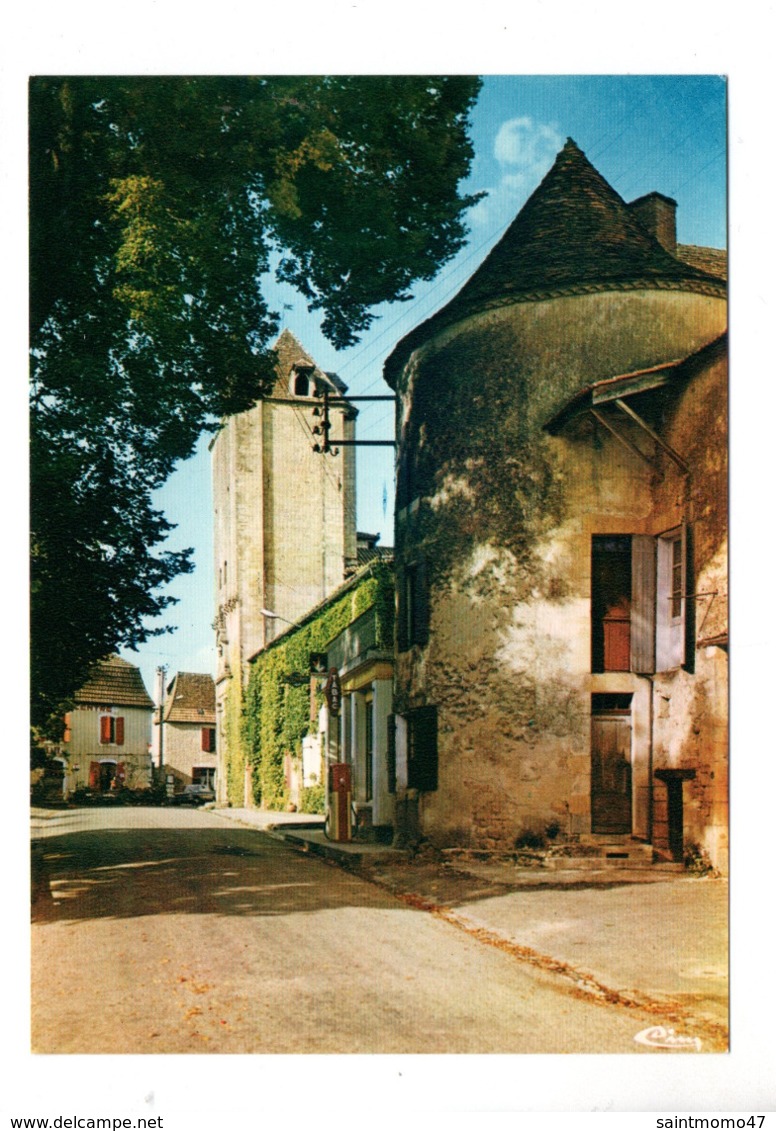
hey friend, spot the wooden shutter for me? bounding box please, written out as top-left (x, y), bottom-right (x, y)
top-left (115, 717), bottom-right (125, 746)
top-left (631, 535), bottom-right (656, 673)
top-left (386, 714), bottom-right (396, 794)
top-left (201, 727), bottom-right (208, 752)
top-left (89, 761), bottom-right (100, 789)
top-left (99, 716), bottom-right (112, 744)
top-left (63, 713), bottom-right (72, 743)
top-left (656, 525), bottom-right (687, 671)
top-left (407, 705), bottom-right (438, 792)
top-left (116, 762), bottom-right (126, 783)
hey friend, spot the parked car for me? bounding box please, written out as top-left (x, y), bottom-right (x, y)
top-left (174, 783), bottom-right (216, 806)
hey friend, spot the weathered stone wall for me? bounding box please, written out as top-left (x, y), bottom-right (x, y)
top-left (395, 287), bottom-right (727, 857)
top-left (211, 382), bottom-right (356, 807)
top-left (649, 347), bottom-right (728, 871)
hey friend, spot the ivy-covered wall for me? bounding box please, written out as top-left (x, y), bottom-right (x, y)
top-left (228, 560), bottom-right (393, 811)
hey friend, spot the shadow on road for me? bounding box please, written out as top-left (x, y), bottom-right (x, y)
top-left (31, 823), bottom-right (400, 924)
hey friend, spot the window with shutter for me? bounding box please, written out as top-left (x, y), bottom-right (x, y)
top-left (656, 525), bottom-right (687, 671)
top-left (115, 717), bottom-right (125, 746)
top-left (631, 535), bottom-right (656, 673)
top-left (407, 705), bottom-right (438, 792)
top-left (591, 536), bottom-right (632, 672)
top-left (99, 715), bottom-right (113, 744)
top-left (398, 559), bottom-right (430, 652)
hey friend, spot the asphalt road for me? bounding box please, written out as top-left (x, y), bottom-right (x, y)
top-left (31, 806), bottom-right (680, 1054)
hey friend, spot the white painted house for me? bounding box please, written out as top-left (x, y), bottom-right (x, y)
top-left (62, 655), bottom-right (154, 795)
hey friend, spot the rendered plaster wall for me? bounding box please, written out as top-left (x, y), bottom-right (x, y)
top-left (395, 288), bottom-right (726, 849)
top-left (65, 706), bottom-right (152, 790)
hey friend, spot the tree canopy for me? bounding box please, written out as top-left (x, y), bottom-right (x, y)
top-left (29, 75), bottom-right (482, 733)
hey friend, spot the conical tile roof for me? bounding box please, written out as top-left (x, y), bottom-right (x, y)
top-left (384, 139), bottom-right (725, 387)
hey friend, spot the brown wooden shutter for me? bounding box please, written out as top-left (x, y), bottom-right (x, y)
top-left (63, 713), bottom-right (72, 743)
top-left (116, 761), bottom-right (126, 783)
top-left (631, 535), bottom-right (656, 673)
top-left (100, 716), bottom-right (112, 744)
top-left (115, 717), bottom-right (125, 746)
top-left (89, 761), bottom-right (100, 789)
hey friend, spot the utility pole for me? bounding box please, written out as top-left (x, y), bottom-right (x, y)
top-left (155, 665), bottom-right (167, 779)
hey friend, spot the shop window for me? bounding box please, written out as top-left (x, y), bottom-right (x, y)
top-left (192, 767), bottom-right (216, 789)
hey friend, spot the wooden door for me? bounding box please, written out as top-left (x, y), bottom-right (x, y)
top-left (591, 713), bottom-right (632, 834)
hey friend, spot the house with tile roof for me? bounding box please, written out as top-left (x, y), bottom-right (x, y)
top-left (385, 139), bottom-right (728, 872)
top-left (153, 672), bottom-right (217, 795)
top-left (61, 655), bottom-right (154, 795)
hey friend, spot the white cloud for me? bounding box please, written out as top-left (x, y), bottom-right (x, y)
top-left (470, 117), bottom-right (563, 230)
top-left (494, 116), bottom-right (563, 173)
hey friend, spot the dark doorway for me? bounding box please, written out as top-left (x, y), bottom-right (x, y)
top-left (98, 762), bottom-right (116, 792)
top-left (655, 768), bottom-right (696, 861)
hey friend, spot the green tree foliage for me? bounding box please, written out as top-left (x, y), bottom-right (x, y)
top-left (30, 76), bottom-right (481, 732)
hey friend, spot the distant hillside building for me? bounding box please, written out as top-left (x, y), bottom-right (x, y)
top-left (211, 329), bottom-right (358, 804)
top-left (62, 655), bottom-right (154, 795)
top-left (385, 139), bottom-right (728, 872)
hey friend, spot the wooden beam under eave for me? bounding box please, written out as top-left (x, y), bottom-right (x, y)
top-left (613, 398), bottom-right (689, 474)
top-left (589, 409), bottom-right (654, 468)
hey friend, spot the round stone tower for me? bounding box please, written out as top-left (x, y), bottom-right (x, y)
top-left (384, 140), bottom-right (727, 866)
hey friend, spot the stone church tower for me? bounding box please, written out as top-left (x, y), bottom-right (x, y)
top-left (211, 329), bottom-right (357, 803)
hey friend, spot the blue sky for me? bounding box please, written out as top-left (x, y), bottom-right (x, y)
top-left (122, 74), bottom-right (728, 699)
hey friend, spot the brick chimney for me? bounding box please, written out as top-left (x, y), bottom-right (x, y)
top-left (628, 191), bottom-right (677, 256)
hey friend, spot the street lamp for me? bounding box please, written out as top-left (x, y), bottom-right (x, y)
top-left (260, 608), bottom-right (303, 629)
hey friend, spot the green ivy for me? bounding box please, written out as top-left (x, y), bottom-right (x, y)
top-left (230, 561), bottom-right (394, 812)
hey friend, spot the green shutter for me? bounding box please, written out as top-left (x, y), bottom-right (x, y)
top-left (407, 705), bottom-right (438, 792)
